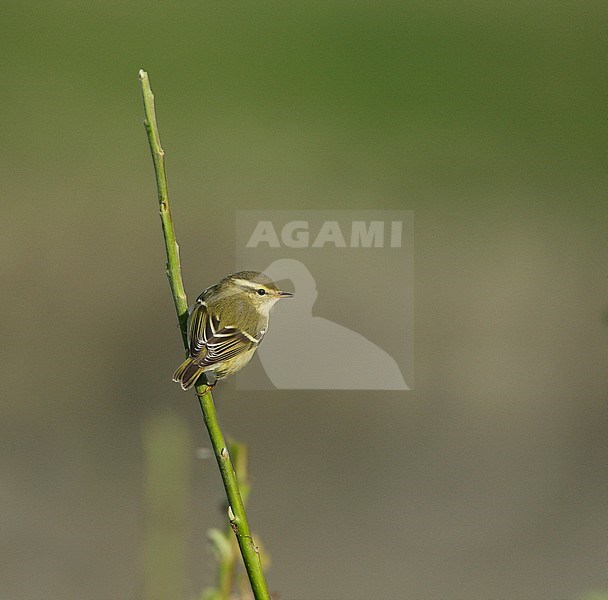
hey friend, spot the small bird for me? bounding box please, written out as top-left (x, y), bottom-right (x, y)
top-left (173, 271), bottom-right (293, 390)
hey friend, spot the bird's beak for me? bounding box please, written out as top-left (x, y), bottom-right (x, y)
top-left (276, 290), bottom-right (293, 298)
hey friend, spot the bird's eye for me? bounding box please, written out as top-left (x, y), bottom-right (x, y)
top-left (257, 288), bottom-right (266, 296)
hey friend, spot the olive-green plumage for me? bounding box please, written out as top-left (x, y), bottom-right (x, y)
top-left (173, 271), bottom-right (292, 390)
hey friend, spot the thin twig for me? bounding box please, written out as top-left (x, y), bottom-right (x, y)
top-left (139, 69), bottom-right (271, 600)
top-left (218, 440), bottom-right (251, 598)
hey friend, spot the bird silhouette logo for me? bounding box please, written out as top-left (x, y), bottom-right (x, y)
top-left (257, 258), bottom-right (409, 390)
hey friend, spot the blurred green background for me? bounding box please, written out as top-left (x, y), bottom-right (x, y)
top-left (2, 2), bottom-right (606, 599)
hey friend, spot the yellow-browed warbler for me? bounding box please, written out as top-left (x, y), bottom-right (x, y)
top-left (173, 271), bottom-right (292, 390)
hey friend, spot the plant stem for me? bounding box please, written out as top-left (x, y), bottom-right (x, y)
top-left (138, 70), bottom-right (189, 345)
top-left (218, 441), bottom-right (251, 599)
top-left (141, 413), bottom-right (191, 600)
top-left (139, 69), bottom-right (270, 600)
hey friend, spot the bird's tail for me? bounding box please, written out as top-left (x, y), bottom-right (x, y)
top-left (172, 357), bottom-right (204, 390)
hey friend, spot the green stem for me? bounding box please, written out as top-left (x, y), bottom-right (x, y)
top-left (219, 441), bottom-right (251, 599)
top-left (139, 69), bottom-right (189, 345)
top-left (197, 390), bottom-right (267, 599)
top-left (139, 69), bottom-right (270, 600)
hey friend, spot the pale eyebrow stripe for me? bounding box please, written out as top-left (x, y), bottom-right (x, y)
top-left (232, 278), bottom-right (263, 290)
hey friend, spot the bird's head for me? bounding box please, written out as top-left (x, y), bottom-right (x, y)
top-left (222, 271), bottom-right (293, 314)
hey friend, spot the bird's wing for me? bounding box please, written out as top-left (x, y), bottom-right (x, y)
top-left (187, 302), bottom-right (261, 368)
